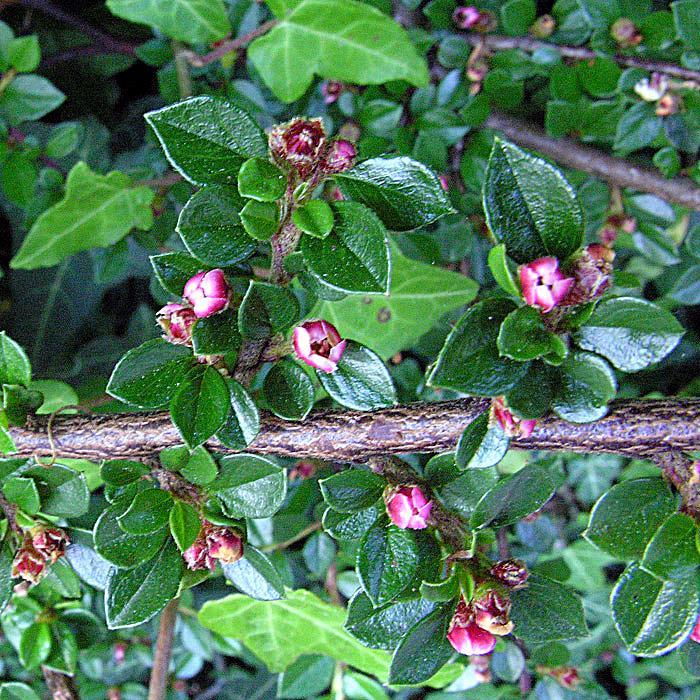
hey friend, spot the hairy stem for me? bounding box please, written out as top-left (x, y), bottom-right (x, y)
top-left (182, 20), bottom-right (278, 67)
top-left (148, 597), bottom-right (180, 700)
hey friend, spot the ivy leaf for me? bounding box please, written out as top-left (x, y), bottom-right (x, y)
top-left (11, 162), bottom-right (154, 270)
top-left (248, 0), bottom-right (429, 102)
top-left (0, 75), bottom-right (64, 125)
top-left (574, 297), bottom-right (684, 372)
top-left (145, 97), bottom-right (266, 185)
top-left (336, 157), bottom-right (453, 232)
top-left (263, 360), bottom-right (315, 421)
top-left (483, 138), bottom-right (583, 263)
top-left (301, 201), bottom-right (390, 295)
top-left (106, 0), bottom-right (230, 44)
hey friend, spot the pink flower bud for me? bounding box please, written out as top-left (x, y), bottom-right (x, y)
top-left (448, 606), bottom-right (497, 655)
top-left (559, 244), bottom-right (614, 306)
top-left (551, 666), bottom-right (581, 689)
top-left (490, 559), bottom-right (529, 589)
top-left (386, 486), bottom-right (432, 530)
top-left (290, 460), bottom-right (316, 480)
top-left (330, 186), bottom-right (345, 201)
top-left (31, 527), bottom-right (69, 564)
top-left (610, 18), bottom-right (642, 47)
top-left (107, 689), bottom-right (121, 700)
top-left (269, 118), bottom-right (327, 178)
top-left (492, 398), bottom-right (536, 438)
top-left (599, 225), bottom-right (618, 246)
top-left (322, 139), bottom-right (357, 174)
top-left (113, 641), bottom-right (127, 665)
top-left (183, 539), bottom-right (209, 571)
top-left (183, 269), bottom-right (230, 319)
top-left (205, 526), bottom-right (243, 565)
top-left (439, 175), bottom-right (449, 191)
top-left (690, 614), bottom-right (700, 643)
top-left (322, 81), bottom-right (344, 104)
top-left (473, 590), bottom-right (513, 636)
top-left (293, 319), bottom-right (347, 373)
top-left (157, 303), bottom-right (197, 345)
top-left (519, 256), bottom-right (574, 313)
top-left (452, 6), bottom-right (481, 29)
top-left (11, 546), bottom-right (46, 584)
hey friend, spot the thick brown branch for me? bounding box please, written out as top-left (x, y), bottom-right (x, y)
top-left (9, 398), bottom-right (700, 463)
top-left (42, 666), bottom-right (80, 700)
top-left (485, 111), bottom-right (700, 211)
top-left (464, 33), bottom-right (700, 82)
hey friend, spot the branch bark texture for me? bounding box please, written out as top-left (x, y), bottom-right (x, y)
top-left (42, 666), bottom-right (80, 700)
top-left (485, 111), bottom-right (700, 211)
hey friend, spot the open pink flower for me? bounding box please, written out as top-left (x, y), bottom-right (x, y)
top-left (183, 270), bottom-right (230, 319)
top-left (492, 397), bottom-right (536, 438)
top-left (690, 615), bottom-right (700, 643)
top-left (293, 319), bottom-right (347, 373)
top-left (386, 486), bottom-right (432, 529)
top-left (453, 6), bottom-right (481, 28)
top-left (519, 257), bottom-right (573, 313)
top-left (157, 303), bottom-right (197, 345)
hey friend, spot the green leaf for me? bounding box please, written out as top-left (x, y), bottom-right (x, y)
top-left (483, 138), bottom-right (583, 264)
top-left (263, 360), bottom-right (315, 421)
top-left (118, 488), bottom-right (173, 535)
top-left (239, 200), bottom-right (279, 241)
top-left (500, 0), bottom-right (536, 35)
top-left (505, 361), bottom-right (557, 419)
top-left (24, 463), bottom-right (89, 517)
top-left (456, 412), bottom-right (510, 470)
top-left (222, 546), bottom-right (285, 601)
top-left (2, 476), bottom-right (39, 514)
top-left (470, 463), bottom-right (556, 529)
top-left (11, 162), bottom-right (154, 270)
top-left (0, 541), bottom-right (14, 615)
top-left (169, 500), bottom-right (201, 552)
top-left (672, 0), bottom-right (700, 45)
top-left (18, 623), bottom-right (51, 670)
top-left (0, 684), bottom-right (40, 700)
top-left (43, 621), bottom-right (78, 675)
top-left (641, 513), bottom-right (700, 578)
top-left (248, 0), bottom-right (428, 102)
top-left (427, 298), bottom-right (530, 396)
top-left (317, 342), bottom-right (396, 411)
top-left (150, 251), bottom-right (204, 296)
top-left (7, 35), bottom-right (39, 72)
top-left (323, 505), bottom-right (380, 541)
top-left (301, 201), bottom-right (389, 294)
top-left (192, 311), bottom-right (241, 356)
top-left (216, 378), bottom-right (260, 450)
top-left (552, 351), bottom-right (616, 423)
top-left (106, 0), bottom-right (230, 43)
top-left (145, 97), bottom-right (266, 185)
top-left (105, 538), bottom-right (183, 629)
top-left (238, 281), bottom-right (300, 340)
top-left (179, 446), bottom-right (218, 485)
top-left (0, 75), bottom-right (64, 125)
top-left (237, 157), bottom-right (286, 202)
top-left (208, 454), bottom-right (286, 519)
top-left (170, 366), bottom-right (230, 449)
top-left (584, 478), bottom-right (678, 560)
top-left (336, 157), bottom-right (453, 232)
top-left (614, 102), bottom-right (662, 155)
top-left (315, 243), bottom-right (477, 360)
top-left (492, 641), bottom-right (526, 683)
top-left (0, 333), bottom-right (30, 386)
top-left (278, 655), bottom-right (334, 699)
top-left (177, 185), bottom-right (256, 267)
top-left (487, 244), bottom-right (520, 296)
top-left (510, 573), bottom-right (588, 643)
top-left (107, 339), bottom-right (193, 409)
top-left (293, 200), bottom-right (334, 238)
top-left (320, 469), bottom-right (386, 513)
top-left (574, 297), bottom-right (684, 371)
top-left (101, 460), bottom-right (150, 487)
top-left (420, 575), bottom-right (459, 603)
top-left (611, 562), bottom-right (697, 657)
top-left (498, 306), bottom-right (568, 363)
top-left (388, 605), bottom-right (453, 685)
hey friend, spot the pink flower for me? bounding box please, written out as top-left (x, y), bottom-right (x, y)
top-left (453, 6), bottom-right (481, 29)
top-left (269, 118), bottom-right (327, 178)
top-left (206, 527), bottom-right (243, 565)
top-left (551, 666), bottom-right (581, 689)
top-left (322, 81), bottom-right (344, 104)
top-left (11, 546), bottom-right (45, 583)
top-left (386, 486), bottom-right (432, 530)
top-left (690, 615), bottom-right (700, 643)
top-left (183, 539), bottom-right (209, 571)
top-left (322, 139), bottom-right (356, 174)
top-left (31, 527), bottom-right (69, 564)
top-left (157, 303), bottom-right (197, 345)
top-left (183, 270), bottom-right (230, 319)
top-left (492, 398), bottom-right (536, 438)
top-left (448, 620), bottom-right (497, 655)
top-left (439, 175), bottom-right (449, 191)
top-left (519, 256), bottom-right (574, 313)
top-left (113, 642), bottom-right (127, 665)
top-left (290, 460), bottom-right (316, 480)
top-left (293, 319), bottom-right (347, 373)
top-left (473, 590), bottom-right (514, 636)
top-left (490, 559), bottom-right (529, 589)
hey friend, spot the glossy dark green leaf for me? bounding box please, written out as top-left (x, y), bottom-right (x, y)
top-left (427, 298), bottom-right (530, 396)
top-left (208, 454), bottom-right (286, 518)
top-left (101, 460), bottom-right (150, 487)
top-left (105, 538), bottom-right (183, 629)
top-left (2, 476), bottom-right (40, 514)
top-left (238, 281), bottom-right (300, 340)
top-left (169, 500), bottom-right (201, 552)
top-left (552, 352), bottom-right (616, 423)
top-left (483, 138), bottom-right (583, 263)
top-left (192, 311), bottom-right (241, 356)
top-left (151, 251), bottom-right (207, 296)
top-left (293, 200), bottom-right (334, 238)
top-left (487, 244), bottom-right (520, 296)
top-left (0, 332), bottom-right (31, 386)
top-left (0, 541), bottom-right (15, 614)
top-left (107, 339), bottom-right (193, 409)
top-left (498, 306), bottom-right (568, 363)
top-left (223, 546), bottom-right (285, 601)
top-left (420, 574), bottom-right (459, 603)
top-left (18, 623), bottom-right (51, 670)
top-left (179, 446), bottom-right (218, 485)
top-left (43, 621), bottom-right (78, 675)
top-left (170, 366), bottom-right (230, 449)
top-left (216, 378), bottom-right (260, 450)
top-left (118, 488), bottom-right (173, 535)
top-left (614, 102), bottom-right (662, 155)
top-left (574, 297), bottom-right (684, 372)
top-left (322, 505), bottom-right (380, 541)
top-left (237, 157), bottom-right (286, 202)
top-left (470, 463), bottom-right (556, 529)
top-left (177, 185), bottom-right (256, 267)
top-left (456, 411), bottom-right (510, 470)
top-left (145, 97), bottom-right (266, 185)
top-left (24, 463), bottom-right (89, 517)
top-left (641, 513), bottom-right (700, 578)
top-left (263, 360), bottom-right (315, 421)
top-left (505, 361), bottom-right (557, 419)
top-left (320, 469), bottom-right (386, 513)
top-left (239, 200), bottom-right (279, 241)
top-left (336, 157), bottom-right (453, 232)
top-left (2, 384), bottom-right (42, 426)
top-left (318, 342), bottom-right (396, 410)
top-left (584, 478), bottom-right (678, 560)
top-left (300, 201), bottom-right (389, 294)
top-left (510, 573), bottom-right (588, 644)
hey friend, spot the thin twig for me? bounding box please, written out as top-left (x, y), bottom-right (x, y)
top-left (485, 110), bottom-right (700, 210)
top-left (172, 40), bottom-right (193, 99)
top-left (148, 597), bottom-right (180, 700)
top-left (463, 33), bottom-right (700, 82)
top-left (136, 171), bottom-right (185, 190)
top-left (261, 521), bottom-right (322, 552)
top-left (41, 666), bottom-right (80, 700)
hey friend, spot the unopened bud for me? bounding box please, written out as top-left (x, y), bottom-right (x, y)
top-left (656, 93), bottom-right (680, 117)
top-left (530, 14), bottom-right (555, 38)
top-left (610, 18), bottom-right (642, 47)
top-left (491, 559), bottom-right (529, 589)
top-left (269, 117), bottom-right (327, 178)
top-left (183, 269), bottom-right (230, 319)
top-left (560, 244), bottom-right (615, 306)
top-left (550, 666), bottom-right (580, 689)
top-left (321, 81), bottom-right (344, 105)
top-left (452, 6), bottom-right (481, 29)
top-left (157, 303), bottom-right (196, 346)
top-left (321, 139), bottom-right (356, 174)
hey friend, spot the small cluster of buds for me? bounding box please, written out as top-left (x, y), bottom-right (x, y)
top-left (447, 590), bottom-right (513, 655)
top-left (492, 397), bottom-right (536, 438)
top-left (530, 14), bottom-right (556, 39)
top-left (269, 118), bottom-right (356, 180)
top-left (452, 6), bottom-right (496, 32)
top-left (183, 521), bottom-right (243, 571)
top-left (293, 319), bottom-right (347, 373)
top-left (610, 18), bottom-right (642, 48)
top-left (519, 257), bottom-right (574, 313)
top-left (11, 527), bottom-right (69, 584)
top-left (321, 81), bottom-right (345, 105)
top-left (157, 269), bottom-right (231, 347)
top-left (599, 212), bottom-right (636, 246)
top-left (386, 485), bottom-right (432, 530)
